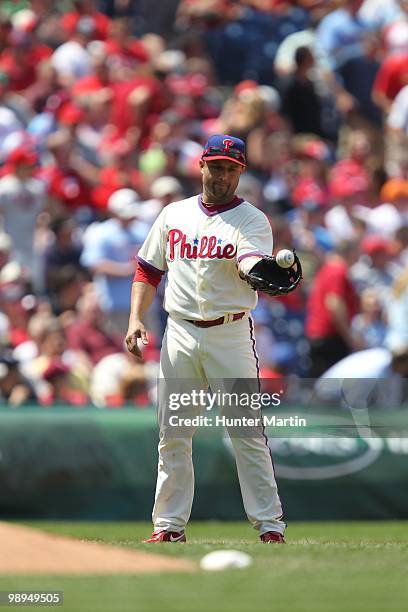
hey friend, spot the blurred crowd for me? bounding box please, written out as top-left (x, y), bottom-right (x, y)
top-left (0, 0), bottom-right (407, 407)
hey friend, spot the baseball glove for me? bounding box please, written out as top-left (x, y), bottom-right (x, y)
top-left (245, 252), bottom-right (302, 296)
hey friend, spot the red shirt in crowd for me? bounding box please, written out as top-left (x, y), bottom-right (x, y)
top-left (39, 165), bottom-right (91, 209)
top-left (91, 166), bottom-right (144, 209)
top-left (373, 54), bottom-right (408, 102)
top-left (66, 320), bottom-right (124, 365)
top-left (305, 259), bottom-right (359, 339)
top-left (104, 38), bottom-right (148, 65)
top-left (71, 74), bottom-right (111, 97)
top-left (109, 77), bottom-right (164, 141)
top-left (60, 11), bottom-right (110, 40)
top-left (0, 43), bottom-right (52, 91)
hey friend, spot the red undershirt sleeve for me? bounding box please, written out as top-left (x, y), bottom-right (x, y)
top-left (133, 259), bottom-right (164, 288)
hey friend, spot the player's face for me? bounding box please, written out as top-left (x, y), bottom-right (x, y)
top-left (200, 159), bottom-right (244, 204)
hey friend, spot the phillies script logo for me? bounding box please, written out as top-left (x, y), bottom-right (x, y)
top-left (168, 229), bottom-right (236, 260)
top-left (223, 138), bottom-right (234, 152)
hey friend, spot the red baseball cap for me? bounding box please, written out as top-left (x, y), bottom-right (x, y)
top-left (298, 139), bottom-right (330, 161)
top-left (234, 80), bottom-right (258, 96)
top-left (329, 174), bottom-right (368, 199)
top-left (7, 146), bottom-right (37, 167)
top-left (360, 235), bottom-right (395, 257)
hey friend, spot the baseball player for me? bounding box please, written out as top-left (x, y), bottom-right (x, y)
top-left (126, 135), bottom-right (288, 543)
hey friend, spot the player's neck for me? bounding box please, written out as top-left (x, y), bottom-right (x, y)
top-left (201, 193), bottom-right (238, 207)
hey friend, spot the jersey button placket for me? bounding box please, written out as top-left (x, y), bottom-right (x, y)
top-left (197, 258), bottom-right (207, 318)
top-left (196, 224), bottom-right (206, 318)
top-left (197, 216), bottom-right (214, 317)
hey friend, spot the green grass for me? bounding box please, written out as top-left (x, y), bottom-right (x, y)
top-left (0, 521), bottom-right (407, 612)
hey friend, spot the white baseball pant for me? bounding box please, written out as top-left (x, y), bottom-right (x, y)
top-left (152, 314), bottom-right (285, 536)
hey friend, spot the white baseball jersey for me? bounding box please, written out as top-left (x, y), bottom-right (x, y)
top-left (0, 175), bottom-right (46, 270)
top-left (137, 195), bottom-right (273, 320)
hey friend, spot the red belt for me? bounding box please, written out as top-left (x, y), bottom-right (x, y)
top-left (185, 312), bottom-right (245, 328)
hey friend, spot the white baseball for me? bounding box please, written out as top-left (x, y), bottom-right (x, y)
top-left (200, 550), bottom-right (253, 571)
top-left (276, 249), bottom-right (295, 268)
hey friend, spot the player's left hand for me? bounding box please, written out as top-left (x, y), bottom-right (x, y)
top-left (245, 251), bottom-right (302, 296)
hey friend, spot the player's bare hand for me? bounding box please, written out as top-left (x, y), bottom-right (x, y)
top-left (125, 321), bottom-right (148, 358)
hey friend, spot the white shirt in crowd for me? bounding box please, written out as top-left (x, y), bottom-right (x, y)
top-left (387, 84), bottom-right (408, 133)
top-left (0, 175), bottom-right (46, 271)
top-left (51, 41), bottom-right (92, 81)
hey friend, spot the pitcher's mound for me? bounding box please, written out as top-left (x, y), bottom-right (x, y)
top-left (0, 522), bottom-right (194, 575)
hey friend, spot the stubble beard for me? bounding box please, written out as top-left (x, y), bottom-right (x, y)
top-left (206, 181), bottom-right (234, 204)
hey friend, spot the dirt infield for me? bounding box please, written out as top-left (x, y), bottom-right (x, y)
top-left (0, 523), bottom-right (195, 575)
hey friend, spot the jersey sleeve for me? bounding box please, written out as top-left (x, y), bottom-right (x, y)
top-left (136, 208), bottom-right (168, 272)
top-left (236, 210), bottom-right (273, 264)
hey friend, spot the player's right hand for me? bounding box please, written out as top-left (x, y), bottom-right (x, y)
top-left (125, 321), bottom-right (148, 359)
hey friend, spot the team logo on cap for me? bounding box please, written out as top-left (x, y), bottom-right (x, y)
top-left (223, 138), bottom-right (234, 152)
